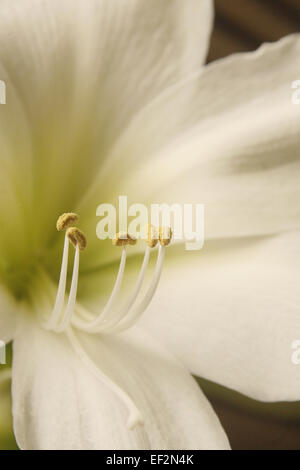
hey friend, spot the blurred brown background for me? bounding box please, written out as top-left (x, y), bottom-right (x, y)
top-left (203, 0), bottom-right (300, 450)
top-left (208, 0), bottom-right (300, 62)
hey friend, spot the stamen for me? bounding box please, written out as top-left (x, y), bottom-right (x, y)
top-left (45, 218), bottom-right (171, 432)
top-left (55, 243), bottom-right (80, 333)
top-left (44, 233), bottom-right (69, 330)
top-left (46, 215), bottom-right (86, 332)
top-left (159, 226), bottom-right (172, 246)
top-left (67, 327), bottom-right (143, 429)
top-left (71, 226), bottom-right (171, 335)
top-left (112, 244), bottom-right (166, 334)
top-left (56, 212), bottom-right (79, 231)
top-left (72, 246), bottom-right (127, 332)
top-left (113, 232), bottom-right (137, 246)
top-left (77, 245), bottom-right (151, 334)
top-left (146, 224), bottom-right (158, 248)
top-left (67, 227), bottom-right (87, 251)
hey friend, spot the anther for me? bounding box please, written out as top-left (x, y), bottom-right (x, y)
top-left (146, 224), bottom-right (158, 248)
top-left (67, 227), bottom-right (87, 251)
top-left (159, 226), bottom-right (172, 246)
top-left (56, 213), bottom-right (79, 231)
top-left (112, 232), bottom-right (137, 246)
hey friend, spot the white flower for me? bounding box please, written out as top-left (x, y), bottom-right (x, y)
top-left (0, 0), bottom-right (299, 450)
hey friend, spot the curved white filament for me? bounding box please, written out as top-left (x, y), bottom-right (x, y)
top-left (45, 234), bottom-right (69, 330)
top-left (48, 235), bottom-right (166, 337)
top-left (111, 245), bottom-right (165, 334)
top-left (73, 247), bottom-right (127, 332)
top-left (74, 246), bottom-right (151, 334)
top-left (67, 327), bottom-right (143, 430)
top-left (56, 244), bottom-right (80, 333)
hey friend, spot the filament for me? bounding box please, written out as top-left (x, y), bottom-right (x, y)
top-left (73, 247), bottom-right (127, 332)
top-left (112, 245), bottom-right (165, 334)
top-left (56, 243), bottom-right (80, 333)
top-left (73, 246), bottom-right (151, 333)
top-left (47, 221), bottom-right (168, 339)
top-left (44, 234), bottom-right (69, 330)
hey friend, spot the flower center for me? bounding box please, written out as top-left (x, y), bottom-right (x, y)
top-left (44, 214), bottom-right (172, 429)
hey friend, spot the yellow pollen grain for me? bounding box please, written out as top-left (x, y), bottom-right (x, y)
top-left (159, 226), bottom-right (172, 246)
top-left (67, 227), bottom-right (87, 251)
top-left (112, 232), bottom-right (137, 246)
top-left (146, 224), bottom-right (158, 248)
top-left (56, 213), bottom-right (79, 231)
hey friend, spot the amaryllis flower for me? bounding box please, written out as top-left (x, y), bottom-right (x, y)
top-left (0, 0), bottom-right (299, 450)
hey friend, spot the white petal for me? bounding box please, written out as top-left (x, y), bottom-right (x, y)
top-left (83, 34), bottom-right (300, 246)
top-left (0, 0), bottom-right (213, 267)
top-left (0, 284), bottom-right (19, 343)
top-left (0, 0), bottom-right (213, 200)
top-left (141, 231), bottom-right (300, 402)
top-left (12, 318), bottom-right (229, 450)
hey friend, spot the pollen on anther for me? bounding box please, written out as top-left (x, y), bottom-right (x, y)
top-left (112, 232), bottom-right (137, 246)
top-left (159, 227), bottom-right (172, 246)
top-left (146, 224), bottom-right (158, 248)
top-left (56, 213), bottom-right (79, 231)
top-left (67, 227), bottom-right (87, 251)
